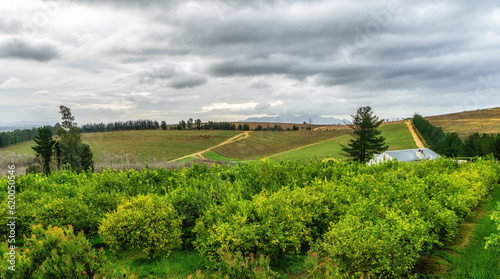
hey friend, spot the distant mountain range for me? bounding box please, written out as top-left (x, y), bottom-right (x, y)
top-left (240, 114), bottom-right (347, 125)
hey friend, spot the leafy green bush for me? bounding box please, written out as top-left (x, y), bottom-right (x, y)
top-left (320, 211), bottom-right (431, 278)
top-left (194, 186), bottom-right (341, 261)
top-left (485, 202), bottom-right (500, 250)
top-left (99, 194), bottom-right (182, 258)
top-left (167, 185), bottom-right (211, 250)
top-left (0, 224), bottom-right (111, 279)
top-left (31, 196), bottom-right (99, 236)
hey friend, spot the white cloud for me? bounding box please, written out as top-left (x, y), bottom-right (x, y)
top-left (35, 90), bottom-right (50, 95)
top-left (0, 76), bottom-right (21, 88)
top-left (201, 102), bottom-right (258, 112)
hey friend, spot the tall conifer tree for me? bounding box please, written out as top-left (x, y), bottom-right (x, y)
top-left (341, 106), bottom-right (388, 163)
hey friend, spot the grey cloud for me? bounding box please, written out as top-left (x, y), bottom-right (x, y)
top-left (169, 72), bottom-right (207, 89)
top-left (2, 0), bottom-right (500, 123)
top-left (0, 19), bottom-right (23, 34)
top-left (137, 65), bottom-right (207, 90)
top-left (249, 80), bottom-right (271, 89)
top-left (0, 38), bottom-right (60, 62)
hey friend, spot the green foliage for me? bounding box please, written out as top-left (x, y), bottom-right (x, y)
top-left (485, 202), bottom-right (500, 250)
top-left (412, 114), bottom-right (500, 158)
top-left (341, 106), bottom-right (388, 162)
top-left (438, 132), bottom-right (463, 157)
top-left (413, 114), bottom-right (445, 151)
top-left (99, 194), bottom-right (183, 258)
top-left (0, 224), bottom-right (111, 279)
top-left (216, 246), bottom-right (279, 279)
top-left (321, 212), bottom-right (430, 278)
top-left (303, 251), bottom-right (343, 279)
top-left (0, 158), bottom-right (499, 277)
top-left (30, 196), bottom-right (100, 236)
top-left (166, 186), bottom-right (212, 250)
top-left (31, 126), bottom-right (56, 174)
top-left (80, 143), bottom-right (94, 172)
top-left (56, 105), bottom-right (94, 173)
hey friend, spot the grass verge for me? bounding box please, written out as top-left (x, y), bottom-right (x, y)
top-left (442, 184), bottom-right (500, 279)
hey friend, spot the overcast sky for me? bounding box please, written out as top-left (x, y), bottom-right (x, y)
top-left (1, 0), bottom-right (499, 125)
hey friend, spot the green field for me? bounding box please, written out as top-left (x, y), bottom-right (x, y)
top-left (269, 135), bottom-right (351, 162)
top-left (0, 130), bottom-right (242, 162)
top-left (0, 123), bottom-right (416, 167)
top-left (269, 122), bottom-right (417, 162)
top-left (210, 129), bottom-right (350, 160)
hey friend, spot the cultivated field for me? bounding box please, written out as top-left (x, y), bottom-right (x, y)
top-left (0, 122), bottom-right (417, 169)
top-left (0, 130), bottom-right (241, 161)
top-left (426, 107), bottom-right (500, 137)
top-left (269, 122), bottom-right (417, 162)
top-left (209, 129), bottom-right (350, 160)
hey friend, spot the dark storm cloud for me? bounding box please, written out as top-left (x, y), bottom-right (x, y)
top-left (0, 38), bottom-right (60, 62)
top-left (2, 0), bottom-right (500, 123)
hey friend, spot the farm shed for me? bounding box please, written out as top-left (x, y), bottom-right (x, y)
top-left (367, 148), bottom-right (440, 166)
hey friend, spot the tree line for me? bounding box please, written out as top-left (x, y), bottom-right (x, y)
top-left (81, 119), bottom-right (161, 133)
top-left (1, 118), bottom-right (303, 150)
top-left (0, 125), bottom-right (59, 149)
top-left (412, 114), bottom-right (500, 159)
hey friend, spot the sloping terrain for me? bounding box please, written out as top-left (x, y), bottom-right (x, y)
top-left (269, 122), bottom-right (416, 162)
top-left (426, 107), bottom-right (500, 138)
top-left (210, 129), bottom-right (350, 160)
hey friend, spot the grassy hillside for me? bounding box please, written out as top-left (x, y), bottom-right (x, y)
top-left (269, 122), bottom-right (417, 162)
top-left (0, 130), bottom-right (241, 162)
top-left (426, 107), bottom-right (500, 138)
top-left (1, 123), bottom-right (415, 166)
top-left (210, 129), bottom-right (350, 160)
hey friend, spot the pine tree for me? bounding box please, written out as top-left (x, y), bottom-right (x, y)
top-left (80, 143), bottom-right (94, 172)
top-left (31, 126), bottom-right (56, 174)
top-left (56, 105), bottom-right (94, 172)
top-left (341, 106), bottom-right (388, 163)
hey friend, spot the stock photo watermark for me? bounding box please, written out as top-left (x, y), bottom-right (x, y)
top-left (6, 165), bottom-right (17, 272)
top-left (21, 0), bottom-right (60, 38)
top-left (339, 0), bottom-right (404, 62)
top-left (453, 75), bottom-right (499, 113)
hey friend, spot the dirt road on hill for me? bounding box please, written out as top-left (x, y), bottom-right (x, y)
top-left (169, 131), bottom-right (250, 162)
top-left (405, 121), bottom-right (425, 149)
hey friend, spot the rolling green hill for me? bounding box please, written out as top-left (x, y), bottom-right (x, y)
top-left (209, 129), bottom-right (350, 160)
top-left (1, 121), bottom-right (417, 170)
top-left (0, 130), bottom-right (241, 162)
top-left (269, 122), bottom-right (417, 162)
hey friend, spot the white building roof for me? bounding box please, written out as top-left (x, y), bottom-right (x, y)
top-left (380, 148), bottom-right (440, 162)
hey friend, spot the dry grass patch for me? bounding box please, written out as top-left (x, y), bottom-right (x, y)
top-left (426, 107), bottom-right (500, 137)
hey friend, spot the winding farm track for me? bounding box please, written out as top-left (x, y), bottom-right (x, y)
top-left (169, 131), bottom-right (251, 162)
top-left (405, 121), bottom-right (425, 149)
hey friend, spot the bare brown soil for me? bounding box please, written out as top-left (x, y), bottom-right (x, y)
top-left (405, 121), bottom-right (425, 149)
